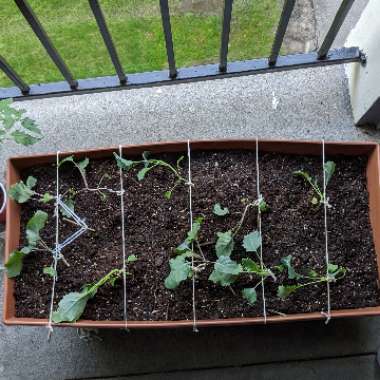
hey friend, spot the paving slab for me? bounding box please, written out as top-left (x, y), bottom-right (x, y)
top-left (91, 354), bottom-right (380, 380)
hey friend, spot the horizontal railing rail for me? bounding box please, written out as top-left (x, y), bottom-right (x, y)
top-left (0, 0), bottom-right (363, 100)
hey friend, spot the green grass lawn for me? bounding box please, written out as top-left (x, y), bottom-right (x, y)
top-left (0, 0), bottom-right (281, 87)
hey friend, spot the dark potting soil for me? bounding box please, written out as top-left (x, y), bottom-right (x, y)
top-left (14, 151), bottom-right (380, 320)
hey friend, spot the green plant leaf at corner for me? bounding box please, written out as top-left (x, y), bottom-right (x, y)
top-left (43, 266), bottom-right (56, 277)
top-left (127, 254), bottom-right (138, 263)
top-left (164, 254), bottom-right (192, 289)
top-left (10, 130), bottom-right (41, 146)
top-left (243, 230), bottom-right (261, 253)
top-left (209, 256), bottom-right (242, 286)
top-left (242, 288), bottom-right (257, 305)
top-left (52, 290), bottom-right (93, 323)
top-left (113, 152), bottom-right (135, 170)
top-left (324, 161), bottom-right (336, 186)
top-left (213, 203), bottom-right (229, 216)
top-left (21, 117), bottom-right (41, 135)
top-left (215, 230), bottom-right (234, 257)
top-left (277, 285), bottom-right (299, 300)
top-left (8, 176), bottom-right (37, 203)
top-left (5, 250), bottom-right (25, 278)
top-left (26, 210), bottom-right (48, 246)
top-left (281, 255), bottom-right (302, 280)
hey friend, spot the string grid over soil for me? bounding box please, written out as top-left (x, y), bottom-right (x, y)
top-left (14, 151), bottom-right (380, 320)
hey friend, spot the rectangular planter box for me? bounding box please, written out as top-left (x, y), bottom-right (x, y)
top-left (3, 139), bottom-right (380, 328)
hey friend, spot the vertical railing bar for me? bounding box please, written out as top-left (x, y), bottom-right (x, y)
top-left (14, 0), bottom-right (78, 89)
top-left (318, 0), bottom-right (355, 59)
top-left (268, 0), bottom-right (296, 66)
top-left (0, 56), bottom-right (30, 94)
top-left (88, 0), bottom-right (126, 84)
top-left (159, 0), bottom-right (177, 79)
top-left (219, 0), bottom-right (233, 72)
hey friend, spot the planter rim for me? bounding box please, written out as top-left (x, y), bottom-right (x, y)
top-left (3, 138), bottom-right (380, 329)
top-left (0, 181), bottom-right (6, 216)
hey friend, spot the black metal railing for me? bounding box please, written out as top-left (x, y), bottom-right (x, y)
top-left (0, 0), bottom-right (363, 100)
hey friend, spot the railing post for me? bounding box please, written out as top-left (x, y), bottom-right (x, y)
top-left (14, 0), bottom-right (78, 89)
top-left (219, 0), bottom-right (233, 72)
top-left (88, 0), bottom-right (126, 85)
top-left (159, 0), bottom-right (177, 79)
top-left (0, 56), bottom-right (30, 94)
top-left (269, 0), bottom-right (296, 66)
top-left (318, 0), bottom-right (355, 59)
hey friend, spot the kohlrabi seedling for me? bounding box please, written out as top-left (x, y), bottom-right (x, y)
top-left (294, 161), bottom-right (336, 206)
top-left (277, 255), bottom-right (346, 300)
top-left (5, 210), bottom-right (48, 278)
top-left (53, 268), bottom-right (123, 323)
top-left (114, 151), bottom-right (187, 199)
top-left (164, 217), bottom-right (206, 289)
top-left (8, 176), bottom-right (54, 204)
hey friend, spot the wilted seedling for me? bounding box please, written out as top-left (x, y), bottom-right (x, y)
top-left (294, 161), bottom-right (336, 206)
top-left (53, 268), bottom-right (124, 323)
top-left (277, 255), bottom-right (346, 300)
top-left (114, 152), bottom-right (187, 199)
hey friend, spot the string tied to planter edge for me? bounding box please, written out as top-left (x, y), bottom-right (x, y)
top-left (321, 139), bottom-right (331, 324)
top-left (46, 151), bottom-right (61, 340)
top-left (187, 139), bottom-right (198, 333)
top-left (256, 138), bottom-right (267, 324)
top-left (118, 145), bottom-right (129, 331)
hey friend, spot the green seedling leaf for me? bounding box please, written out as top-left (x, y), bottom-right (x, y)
top-left (209, 256), bottom-right (242, 286)
top-left (258, 198), bottom-right (269, 213)
top-left (175, 219), bottom-right (203, 254)
top-left (215, 230), bottom-right (234, 257)
top-left (127, 254), bottom-right (138, 263)
top-left (52, 290), bottom-right (93, 323)
top-left (242, 288), bottom-right (257, 305)
top-left (327, 263), bottom-right (346, 281)
top-left (324, 161), bottom-right (336, 186)
top-left (213, 203), bottom-right (229, 216)
top-left (21, 117), bottom-right (41, 135)
top-left (281, 255), bottom-right (303, 280)
top-left (40, 192), bottom-right (54, 203)
top-left (58, 155), bottom-right (74, 167)
top-left (242, 230), bottom-right (261, 253)
top-left (60, 197), bottom-right (75, 218)
top-left (43, 266), bottom-right (56, 277)
top-left (277, 285), bottom-right (299, 300)
top-left (26, 210), bottom-right (48, 246)
top-left (242, 258), bottom-right (275, 279)
top-left (113, 152), bottom-right (135, 170)
top-left (308, 269), bottom-right (319, 279)
top-left (26, 176), bottom-right (37, 188)
top-left (164, 190), bottom-right (172, 200)
top-left (10, 130), bottom-right (40, 146)
top-left (8, 176), bottom-right (37, 203)
top-left (5, 250), bottom-right (25, 278)
top-left (77, 158), bottom-right (89, 173)
top-left (164, 254), bottom-right (192, 289)
top-left (137, 167), bottom-right (151, 181)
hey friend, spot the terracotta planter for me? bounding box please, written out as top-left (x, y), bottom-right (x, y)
top-left (3, 139), bottom-right (380, 328)
top-left (0, 182), bottom-right (6, 224)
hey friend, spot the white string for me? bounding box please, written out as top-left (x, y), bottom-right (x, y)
top-left (47, 151), bottom-right (61, 339)
top-left (118, 145), bottom-right (128, 330)
top-left (256, 138), bottom-right (267, 323)
top-left (187, 140), bottom-right (198, 333)
top-left (322, 139), bottom-right (331, 324)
